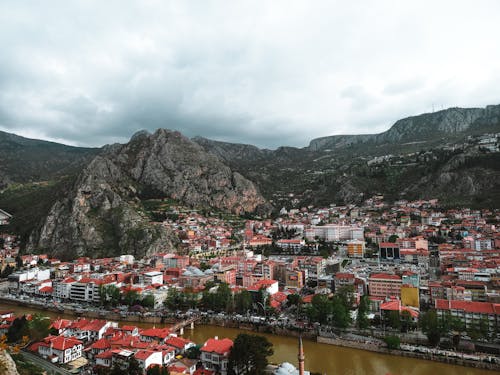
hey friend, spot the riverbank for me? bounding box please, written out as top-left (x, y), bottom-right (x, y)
top-left (2, 296), bottom-right (499, 373)
top-left (317, 336), bottom-right (500, 372)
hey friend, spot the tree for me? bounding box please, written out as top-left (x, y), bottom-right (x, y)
top-left (384, 335), bottom-right (400, 350)
top-left (7, 315), bottom-right (29, 343)
top-left (123, 290), bottom-right (140, 307)
top-left (28, 314), bottom-right (51, 342)
top-left (335, 285), bottom-right (355, 310)
top-left (419, 309), bottom-right (446, 347)
top-left (164, 288), bottom-right (184, 311)
top-left (15, 255), bottom-right (23, 268)
top-left (0, 264), bottom-right (14, 278)
top-left (141, 294), bottom-right (155, 309)
top-left (185, 345), bottom-right (201, 359)
top-left (388, 234), bottom-right (399, 243)
top-left (99, 284), bottom-right (121, 307)
top-left (147, 365), bottom-right (170, 375)
top-left (234, 290), bottom-right (253, 314)
top-left (306, 295), bottom-right (332, 325)
top-left (127, 357), bottom-right (142, 375)
top-left (386, 310), bottom-right (401, 330)
top-left (286, 294), bottom-right (302, 308)
top-left (331, 296), bottom-right (351, 329)
top-left (356, 295), bottom-right (370, 329)
top-left (228, 334), bottom-right (274, 375)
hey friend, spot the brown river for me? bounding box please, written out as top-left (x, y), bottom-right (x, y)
top-left (0, 303), bottom-right (495, 375)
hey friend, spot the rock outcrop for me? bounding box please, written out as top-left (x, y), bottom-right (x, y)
top-left (0, 350), bottom-right (20, 375)
top-left (308, 104), bottom-right (500, 151)
top-left (28, 129), bottom-right (269, 259)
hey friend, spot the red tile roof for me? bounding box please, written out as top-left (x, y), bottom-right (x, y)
top-left (40, 335), bottom-right (82, 351)
top-left (435, 299), bottom-right (499, 315)
top-left (201, 338), bottom-right (233, 355)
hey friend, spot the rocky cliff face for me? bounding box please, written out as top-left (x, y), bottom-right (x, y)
top-left (375, 107), bottom-right (484, 143)
top-left (193, 136), bottom-right (271, 162)
top-left (111, 129), bottom-right (269, 214)
top-left (0, 350), bottom-right (20, 375)
top-left (28, 129), bottom-right (269, 259)
top-left (307, 105), bottom-right (500, 151)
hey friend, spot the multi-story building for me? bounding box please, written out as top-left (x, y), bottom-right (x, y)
top-left (379, 243), bottom-right (400, 261)
top-left (200, 337), bottom-right (233, 375)
top-left (368, 273), bottom-right (402, 299)
top-left (305, 224), bottom-right (364, 242)
top-left (69, 278), bottom-right (102, 303)
top-left (435, 299), bottom-right (500, 337)
top-left (346, 240), bottom-right (365, 258)
top-left (143, 271), bottom-right (163, 286)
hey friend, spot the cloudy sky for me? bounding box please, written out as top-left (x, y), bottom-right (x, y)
top-left (1, 1), bottom-right (499, 149)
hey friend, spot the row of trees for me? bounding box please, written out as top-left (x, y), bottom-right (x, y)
top-left (419, 310), bottom-right (493, 347)
top-left (99, 285), bottom-right (155, 309)
top-left (163, 283), bottom-right (267, 316)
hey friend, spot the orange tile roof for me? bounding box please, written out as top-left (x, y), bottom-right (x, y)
top-left (201, 338), bottom-right (233, 355)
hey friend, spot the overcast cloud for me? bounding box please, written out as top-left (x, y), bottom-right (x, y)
top-left (1, 1), bottom-right (499, 149)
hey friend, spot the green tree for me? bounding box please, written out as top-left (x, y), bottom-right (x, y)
top-left (99, 284), bottom-right (121, 307)
top-left (15, 255), bottom-right (23, 268)
top-left (0, 264), bottom-right (14, 278)
top-left (141, 294), bottom-right (155, 309)
top-left (388, 234), bottom-right (399, 243)
top-left (127, 357), bottom-right (142, 375)
top-left (335, 285), bottom-right (355, 310)
top-left (28, 314), bottom-right (51, 342)
top-left (286, 293), bottom-right (302, 308)
top-left (228, 334), bottom-right (274, 375)
top-left (356, 295), bottom-right (370, 329)
top-left (123, 290), bottom-right (140, 306)
top-left (7, 316), bottom-right (29, 343)
top-left (384, 335), bottom-right (400, 350)
top-left (234, 290), bottom-right (253, 314)
top-left (147, 365), bottom-right (170, 375)
top-left (306, 295), bottom-right (332, 325)
top-left (164, 288), bottom-right (184, 310)
top-left (185, 345), bottom-right (201, 359)
top-left (331, 296), bottom-right (351, 329)
top-left (386, 310), bottom-right (401, 330)
top-left (419, 309), bottom-right (446, 347)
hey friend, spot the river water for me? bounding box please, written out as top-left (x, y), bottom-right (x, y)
top-left (0, 303), bottom-right (495, 375)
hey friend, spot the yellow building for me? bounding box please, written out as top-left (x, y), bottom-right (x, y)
top-left (401, 285), bottom-right (419, 308)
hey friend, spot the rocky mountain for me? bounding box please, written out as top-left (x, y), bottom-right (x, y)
top-left (27, 129), bottom-right (270, 259)
top-left (2, 104), bottom-right (500, 259)
top-left (195, 104), bottom-right (500, 209)
top-left (307, 105), bottom-right (500, 151)
top-left (0, 130), bottom-right (98, 189)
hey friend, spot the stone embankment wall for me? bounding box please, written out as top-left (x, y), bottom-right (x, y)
top-left (317, 336), bottom-right (500, 372)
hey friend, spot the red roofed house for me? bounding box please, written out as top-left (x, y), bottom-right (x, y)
top-left (165, 336), bottom-right (196, 354)
top-left (64, 318), bottom-right (117, 342)
top-left (435, 299), bottom-right (500, 336)
top-left (134, 350), bottom-right (163, 371)
top-left (50, 319), bottom-right (72, 335)
top-left (139, 327), bottom-right (172, 343)
top-left (38, 335), bottom-right (83, 364)
top-left (201, 337), bottom-right (233, 375)
top-left (380, 299), bottom-right (419, 321)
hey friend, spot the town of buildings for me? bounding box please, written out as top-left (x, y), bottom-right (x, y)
top-left (0, 196), bottom-right (499, 373)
